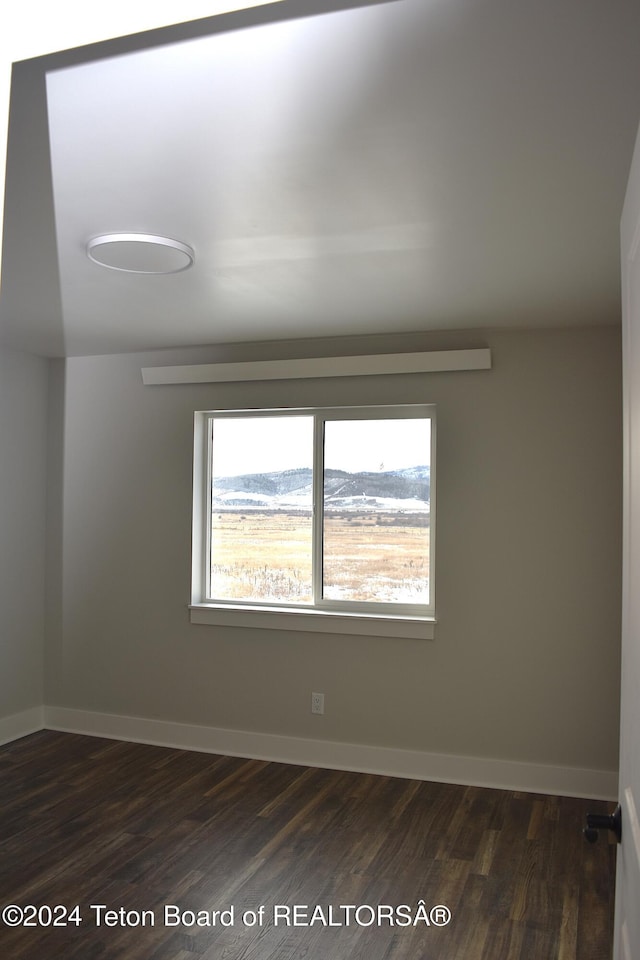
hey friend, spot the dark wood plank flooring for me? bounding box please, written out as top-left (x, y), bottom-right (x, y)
top-left (0, 731), bottom-right (616, 959)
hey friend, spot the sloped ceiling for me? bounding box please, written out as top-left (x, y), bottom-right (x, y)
top-left (2, 0), bottom-right (640, 357)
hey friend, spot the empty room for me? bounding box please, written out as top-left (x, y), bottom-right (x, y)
top-left (1, 1), bottom-right (640, 958)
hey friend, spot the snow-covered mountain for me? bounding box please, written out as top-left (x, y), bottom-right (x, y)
top-left (212, 466), bottom-right (430, 512)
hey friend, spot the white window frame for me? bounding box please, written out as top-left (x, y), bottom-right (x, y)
top-left (190, 405), bottom-right (436, 639)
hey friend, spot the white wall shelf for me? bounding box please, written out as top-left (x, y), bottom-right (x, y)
top-left (142, 348), bottom-right (491, 385)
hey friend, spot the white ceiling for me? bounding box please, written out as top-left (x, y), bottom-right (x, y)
top-left (2, 0), bottom-right (640, 357)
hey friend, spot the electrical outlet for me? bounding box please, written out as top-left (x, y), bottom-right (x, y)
top-left (311, 692), bottom-right (325, 715)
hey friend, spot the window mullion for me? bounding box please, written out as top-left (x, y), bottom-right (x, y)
top-left (312, 415), bottom-right (324, 605)
top-left (204, 415), bottom-right (214, 600)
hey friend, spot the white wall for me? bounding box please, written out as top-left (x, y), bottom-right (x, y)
top-left (45, 326), bottom-right (622, 779)
top-left (0, 346), bottom-right (47, 723)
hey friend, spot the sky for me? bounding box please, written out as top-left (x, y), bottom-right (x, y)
top-left (211, 414), bottom-right (430, 477)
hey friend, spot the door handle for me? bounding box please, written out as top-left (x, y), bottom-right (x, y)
top-left (583, 802), bottom-right (622, 844)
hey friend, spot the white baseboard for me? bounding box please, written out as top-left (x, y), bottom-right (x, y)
top-left (0, 706), bottom-right (45, 746)
top-left (42, 705), bottom-right (618, 801)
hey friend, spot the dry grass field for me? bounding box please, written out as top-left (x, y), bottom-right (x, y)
top-left (210, 511), bottom-right (429, 604)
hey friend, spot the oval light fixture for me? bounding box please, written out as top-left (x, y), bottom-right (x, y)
top-left (87, 233), bottom-right (195, 274)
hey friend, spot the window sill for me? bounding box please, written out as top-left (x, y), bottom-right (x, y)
top-left (189, 603), bottom-right (435, 640)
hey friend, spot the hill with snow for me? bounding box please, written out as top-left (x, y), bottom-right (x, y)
top-left (212, 466), bottom-right (429, 513)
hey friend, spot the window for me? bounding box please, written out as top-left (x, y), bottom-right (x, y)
top-left (191, 405), bottom-right (435, 638)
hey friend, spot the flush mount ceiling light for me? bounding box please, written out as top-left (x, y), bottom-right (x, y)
top-left (87, 233), bottom-right (195, 274)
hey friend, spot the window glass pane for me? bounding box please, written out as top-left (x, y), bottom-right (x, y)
top-left (323, 418), bottom-right (430, 603)
top-left (209, 416), bottom-right (314, 603)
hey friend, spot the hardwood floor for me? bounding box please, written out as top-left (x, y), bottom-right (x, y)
top-left (0, 731), bottom-right (616, 959)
